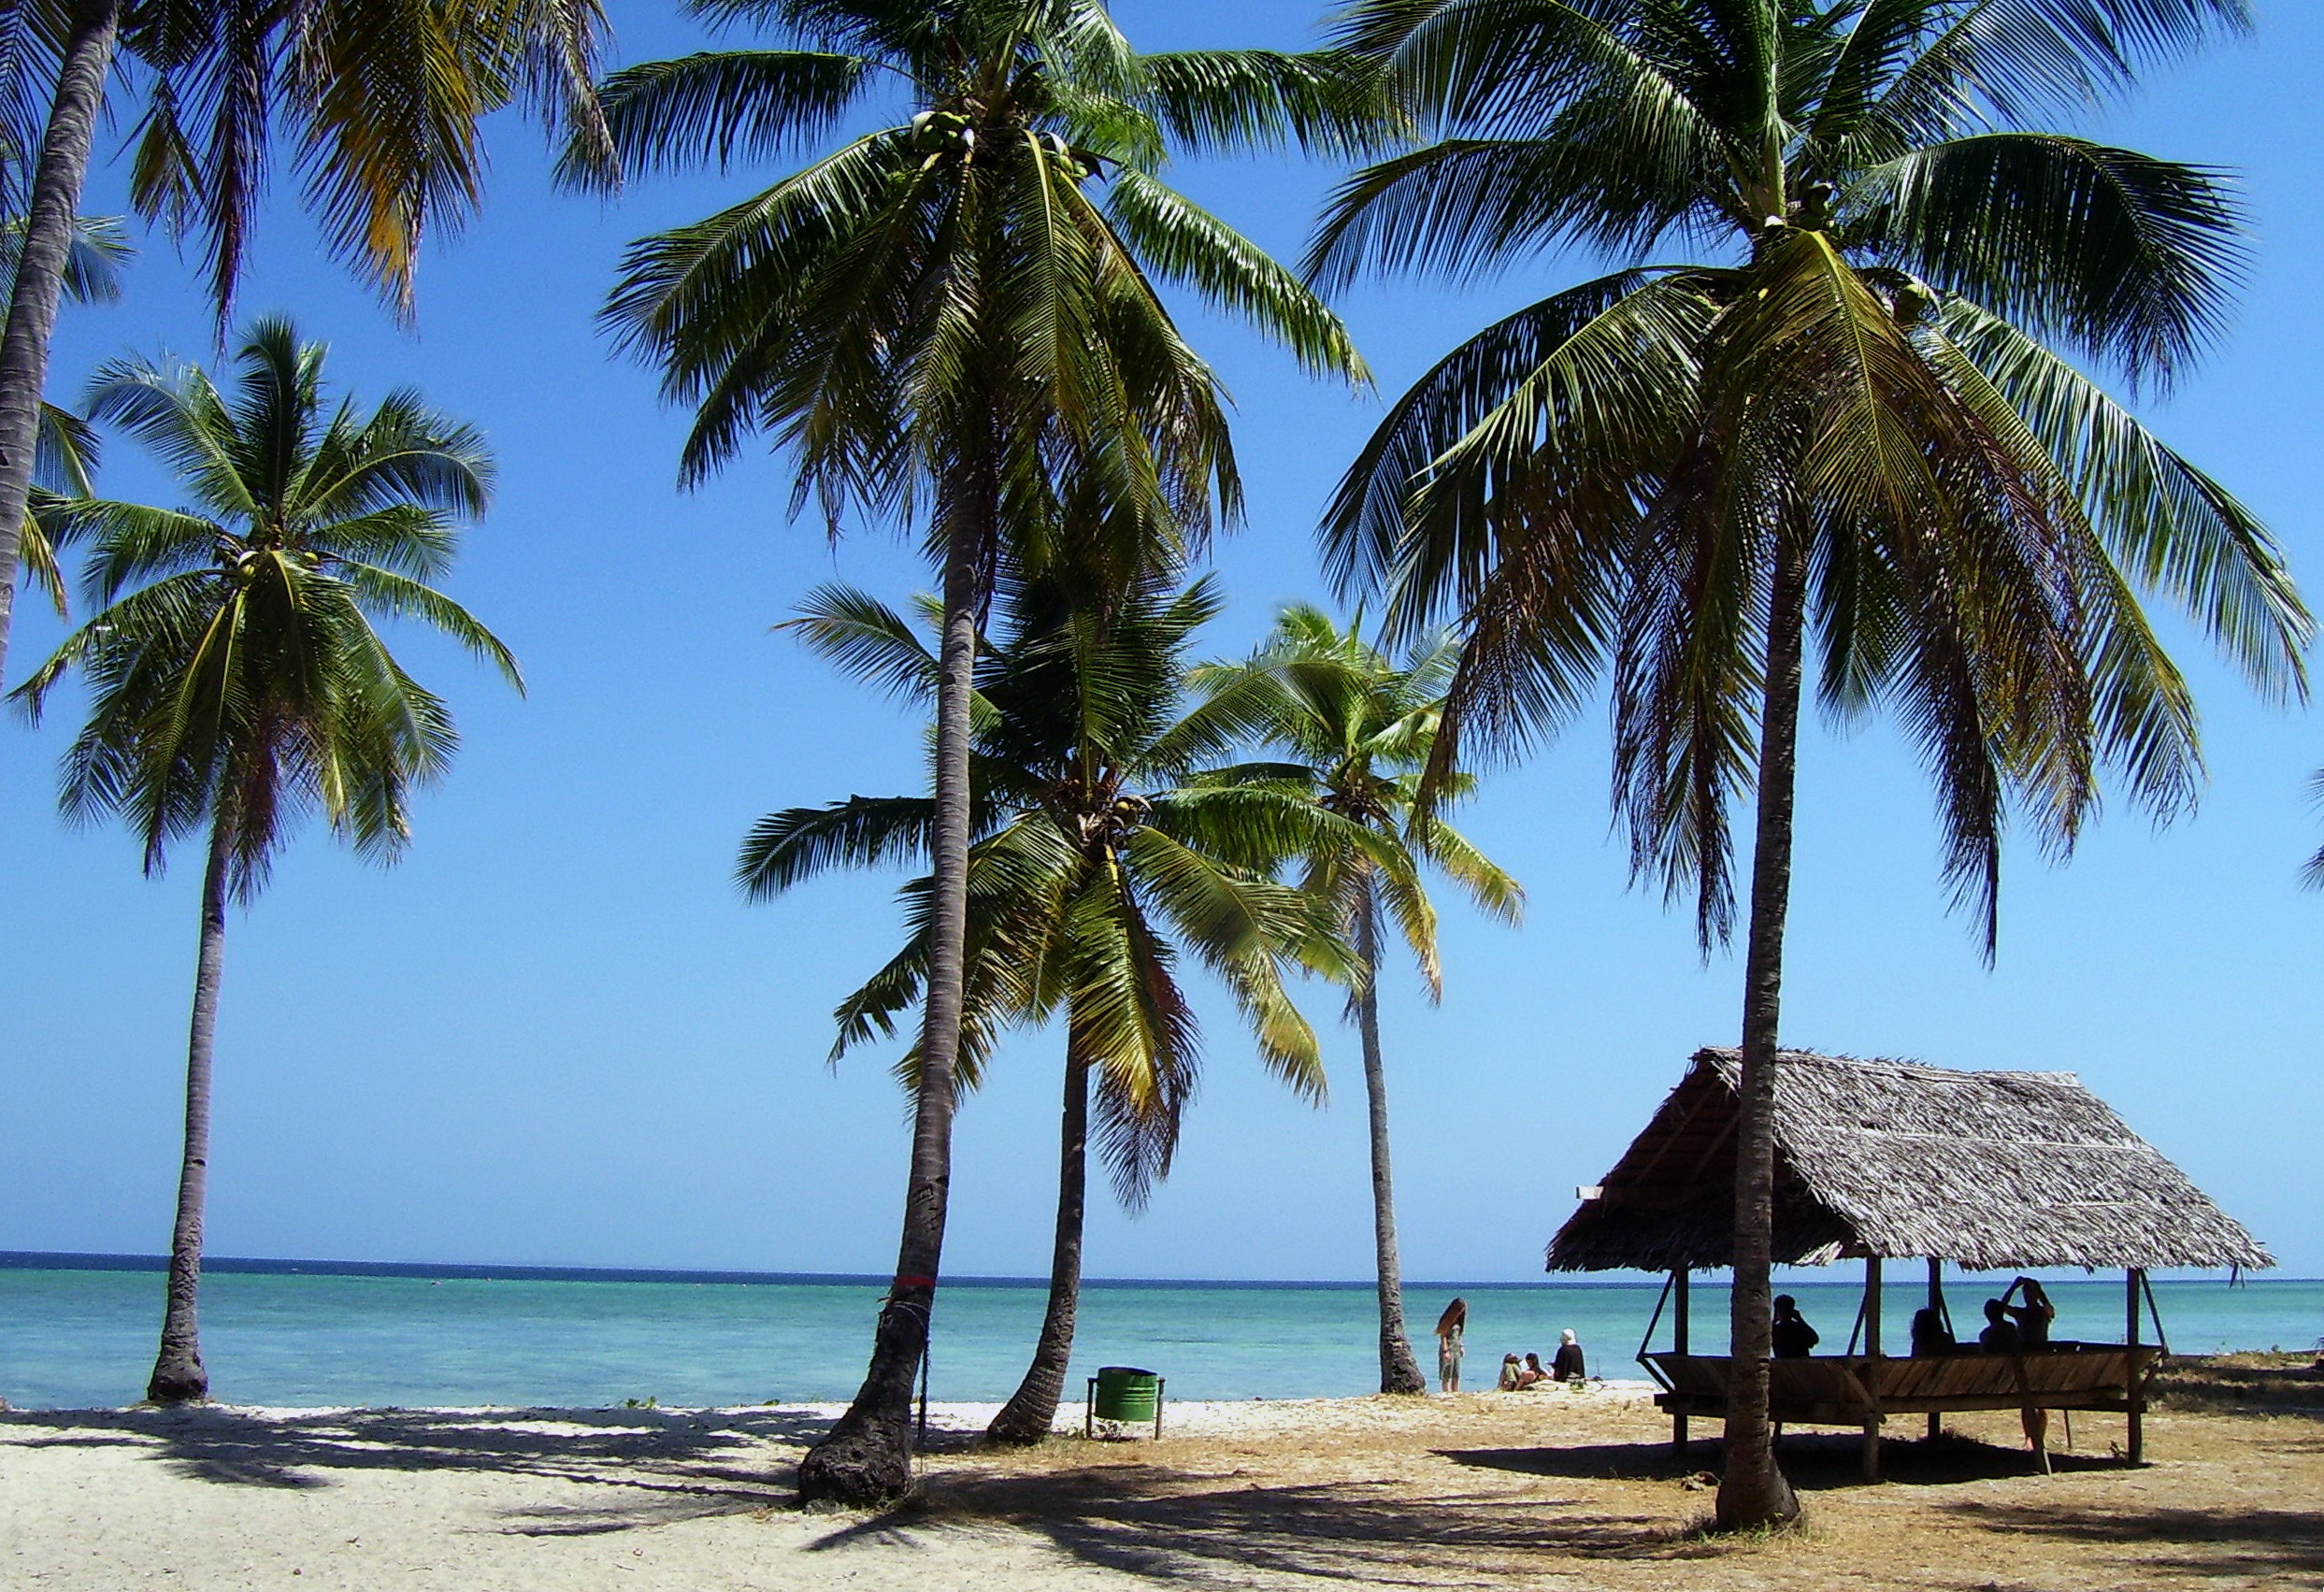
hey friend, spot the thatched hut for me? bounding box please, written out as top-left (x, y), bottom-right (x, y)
top-left (1551, 1048), bottom-right (2270, 1475)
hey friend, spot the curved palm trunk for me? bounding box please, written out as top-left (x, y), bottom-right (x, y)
top-left (986, 1049), bottom-right (1090, 1443)
top-left (1356, 882), bottom-right (1427, 1395)
top-left (796, 471), bottom-right (987, 1504)
top-left (148, 815), bottom-right (231, 1404)
top-left (1714, 533), bottom-right (1807, 1530)
top-left (0, 0), bottom-right (118, 695)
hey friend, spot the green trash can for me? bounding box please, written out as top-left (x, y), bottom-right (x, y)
top-left (1085, 1365), bottom-right (1165, 1438)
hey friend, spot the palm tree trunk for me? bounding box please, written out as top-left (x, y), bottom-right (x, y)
top-left (986, 1048), bottom-right (1090, 1443)
top-left (0, 0), bottom-right (118, 696)
top-left (147, 814), bottom-right (231, 1404)
top-left (1714, 531), bottom-right (1807, 1531)
top-left (796, 467), bottom-right (987, 1504)
top-left (1356, 882), bottom-right (1427, 1395)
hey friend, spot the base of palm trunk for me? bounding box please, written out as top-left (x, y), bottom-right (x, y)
top-left (796, 1409), bottom-right (913, 1504)
top-left (983, 1399), bottom-right (1056, 1445)
top-left (146, 1355), bottom-right (208, 1405)
top-left (1713, 1468), bottom-right (1800, 1531)
top-left (1380, 1335), bottom-right (1427, 1396)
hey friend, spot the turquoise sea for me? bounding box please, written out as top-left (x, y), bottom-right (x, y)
top-left (3, 1255), bottom-right (2317, 1411)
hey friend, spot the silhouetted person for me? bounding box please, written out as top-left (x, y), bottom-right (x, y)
top-left (1771, 1295), bottom-right (1820, 1358)
top-left (2000, 1276), bottom-right (2055, 1346)
top-left (1910, 1305), bottom-right (1956, 1357)
top-left (1980, 1295), bottom-right (2051, 1457)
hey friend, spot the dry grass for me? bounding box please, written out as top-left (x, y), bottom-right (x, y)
top-left (882, 1365), bottom-right (2324, 1590)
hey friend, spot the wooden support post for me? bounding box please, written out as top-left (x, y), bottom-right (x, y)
top-left (1926, 1257), bottom-right (1944, 1441)
top-left (2127, 1267), bottom-right (2145, 1464)
top-left (1865, 1255), bottom-right (1884, 1358)
top-left (1861, 1418), bottom-right (1882, 1482)
top-left (1671, 1269), bottom-right (1690, 1458)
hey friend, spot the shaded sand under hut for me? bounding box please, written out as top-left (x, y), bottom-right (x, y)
top-left (1549, 1048), bottom-right (2272, 1480)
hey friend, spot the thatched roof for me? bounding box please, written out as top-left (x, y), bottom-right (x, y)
top-left (1547, 1048), bottom-right (2272, 1273)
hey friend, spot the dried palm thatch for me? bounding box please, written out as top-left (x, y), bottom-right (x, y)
top-left (1548, 1049), bottom-right (2271, 1273)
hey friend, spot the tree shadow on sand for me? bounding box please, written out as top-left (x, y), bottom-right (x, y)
top-left (0, 1404), bottom-right (813, 1526)
top-left (1443, 1429), bottom-right (2130, 1490)
top-left (1937, 1497), bottom-right (2324, 1583)
top-left (803, 1461), bottom-right (1722, 1587)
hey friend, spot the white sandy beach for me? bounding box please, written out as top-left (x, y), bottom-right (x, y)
top-left (5, 1371), bottom-right (2319, 1592)
top-left (0, 1388), bottom-right (1658, 1591)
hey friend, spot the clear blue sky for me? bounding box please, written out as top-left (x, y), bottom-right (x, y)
top-left (2, 2), bottom-right (2318, 1284)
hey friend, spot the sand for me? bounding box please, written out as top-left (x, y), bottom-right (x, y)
top-left (4, 1359), bottom-right (2321, 1591)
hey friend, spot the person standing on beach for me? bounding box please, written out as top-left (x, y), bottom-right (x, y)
top-left (1434, 1298), bottom-right (1468, 1392)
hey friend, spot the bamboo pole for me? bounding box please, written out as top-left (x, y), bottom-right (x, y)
top-left (2126, 1268), bottom-right (2145, 1463)
top-left (1672, 1269), bottom-right (1690, 1457)
top-left (1926, 1258), bottom-right (1943, 1441)
top-left (1865, 1255), bottom-right (1883, 1357)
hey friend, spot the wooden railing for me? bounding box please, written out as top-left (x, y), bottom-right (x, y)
top-left (1643, 1342), bottom-right (2159, 1420)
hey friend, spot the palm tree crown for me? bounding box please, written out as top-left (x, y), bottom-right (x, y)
top-left (595, 0), bottom-right (1374, 550)
top-left (14, 317), bottom-right (521, 886)
top-left (1209, 604), bottom-right (1519, 993)
top-left (1317, 0), bottom-right (2309, 947)
top-left (743, 572), bottom-right (1351, 1197)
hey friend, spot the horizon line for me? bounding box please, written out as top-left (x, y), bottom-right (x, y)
top-left (1, 1250), bottom-right (2298, 1289)
top-left (0, 1249), bottom-right (1588, 1290)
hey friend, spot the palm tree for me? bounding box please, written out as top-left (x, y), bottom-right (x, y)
top-left (11, 319), bottom-right (520, 1404)
top-left (593, 0), bottom-right (1372, 1501)
top-left (1199, 605), bottom-right (1518, 1395)
top-left (0, 0), bottom-right (610, 696)
top-left (1313, 0), bottom-right (2308, 1527)
top-left (743, 571), bottom-right (1356, 1441)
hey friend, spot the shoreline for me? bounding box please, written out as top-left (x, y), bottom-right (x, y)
top-left (0, 1383), bottom-right (1667, 1428)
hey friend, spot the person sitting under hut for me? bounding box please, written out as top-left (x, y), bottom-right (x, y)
top-left (1999, 1275), bottom-right (2056, 1346)
top-left (1978, 1298), bottom-right (2020, 1350)
top-left (1910, 1304), bottom-right (1956, 1356)
top-left (1552, 1329), bottom-right (1586, 1382)
top-left (1771, 1295), bottom-right (1820, 1357)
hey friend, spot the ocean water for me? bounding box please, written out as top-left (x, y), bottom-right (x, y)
top-left (2, 1257), bottom-right (2317, 1411)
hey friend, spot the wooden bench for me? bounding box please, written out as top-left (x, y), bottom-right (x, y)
top-left (1640, 1344), bottom-right (2161, 1478)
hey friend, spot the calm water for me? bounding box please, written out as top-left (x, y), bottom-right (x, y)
top-left (3, 1258), bottom-right (2316, 1410)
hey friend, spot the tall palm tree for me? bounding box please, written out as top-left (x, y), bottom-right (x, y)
top-left (0, 0), bottom-right (610, 696)
top-left (594, 0), bottom-right (1371, 1501)
top-left (1314, 0), bottom-right (2308, 1527)
top-left (743, 571), bottom-right (1355, 1442)
top-left (11, 319), bottom-right (520, 1404)
top-left (1199, 605), bottom-right (1518, 1395)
